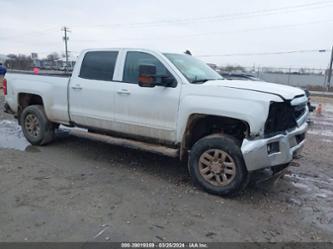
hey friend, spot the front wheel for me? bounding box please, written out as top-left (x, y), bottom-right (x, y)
top-left (20, 105), bottom-right (55, 145)
top-left (188, 134), bottom-right (248, 196)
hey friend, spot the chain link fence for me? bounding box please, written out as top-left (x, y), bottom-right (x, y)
top-left (243, 67), bottom-right (332, 91)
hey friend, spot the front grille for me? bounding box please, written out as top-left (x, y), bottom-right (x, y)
top-left (265, 102), bottom-right (297, 136)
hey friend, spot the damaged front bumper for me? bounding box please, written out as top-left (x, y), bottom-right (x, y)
top-left (241, 122), bottom-right (308, 171)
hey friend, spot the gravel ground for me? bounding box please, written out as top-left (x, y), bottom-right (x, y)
top-left (0, 93), bottom-right (332, 242)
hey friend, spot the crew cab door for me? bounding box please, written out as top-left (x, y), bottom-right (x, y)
top-left (113, 50), bottom-right (181, 143)
top-left (69, 50), bottom-right (119, 129)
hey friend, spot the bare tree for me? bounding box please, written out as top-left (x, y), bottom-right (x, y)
top-left (46, 52), bottom-right (60, 62)
top-left (221, 65), bottom-right (246, 72)
top-left (5, 54), bottom-right (33, 70)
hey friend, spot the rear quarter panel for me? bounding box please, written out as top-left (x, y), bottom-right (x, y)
top-left (5, 73), bottom-right (70, 124)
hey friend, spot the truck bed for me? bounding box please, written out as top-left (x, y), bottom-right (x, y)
top-left (5, 73), bottom-right (71, 124)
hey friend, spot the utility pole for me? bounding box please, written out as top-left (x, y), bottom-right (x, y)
top-left (287, 67), bottom-right (291, 85)
top-left (327, 45), bottom-right (333, 89)
top-left (62, 26), bottom-right (70, 72)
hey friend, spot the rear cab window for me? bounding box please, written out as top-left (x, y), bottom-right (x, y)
top-left (79, 51), bottom-right (118, 81)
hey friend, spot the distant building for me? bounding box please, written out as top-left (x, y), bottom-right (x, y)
top-left (32, 58), bottom-right (75, 71)
top-left (0, 54), bottom-right (8, 64)
top-left (31, 53), bottom-right (38, 60)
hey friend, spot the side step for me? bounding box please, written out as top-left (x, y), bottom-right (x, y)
top-left (68, 128), bottom-right (179, 158)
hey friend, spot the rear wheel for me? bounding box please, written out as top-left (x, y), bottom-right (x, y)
top-left (188, 134), bottom-right (248, 196)
top-left (20, 105), bottom-right (55, 145)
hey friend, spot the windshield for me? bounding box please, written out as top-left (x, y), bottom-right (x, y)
top-left (164, 53), bottom-right (223, 83)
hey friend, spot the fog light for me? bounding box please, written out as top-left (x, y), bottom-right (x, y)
top-left (267, 142), bottom-right (280, 154)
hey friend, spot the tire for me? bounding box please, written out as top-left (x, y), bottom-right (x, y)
top-left (188, 134), bottom-right (248, 196)
top-left (20, 105), bottom-right (55, 145)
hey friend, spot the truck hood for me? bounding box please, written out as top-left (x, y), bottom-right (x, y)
top-left (204, 80), bottom-right (305, 100)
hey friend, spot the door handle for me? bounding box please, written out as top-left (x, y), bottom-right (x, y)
top-left (117, 89), bottom-right (130, 95)
top-left (71, 85), bottom-right (82, 90)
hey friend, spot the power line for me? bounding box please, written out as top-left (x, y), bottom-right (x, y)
top-left (328, 45), bottom-right (333, 88)
top-left (73, 0), bottom-right (333, 29)
top-left (70, 18), bottom-right (333, 44)
top-left (182, 19), bottom-right (333, 38)
top-left (3, 18), bottom-right (332, 49)
top-left (197, 49), bottom-right (332, 58)
top-left (1, 0), bottom-right (332, 41)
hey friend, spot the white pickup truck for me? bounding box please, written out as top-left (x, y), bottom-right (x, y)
top-left (3, 48), bottom-right (309, 196)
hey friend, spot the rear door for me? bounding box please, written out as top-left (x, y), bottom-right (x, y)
top-left (112, 50), bottom-right (182, 143)
top-left (69, 50), bottom-right (120, 130)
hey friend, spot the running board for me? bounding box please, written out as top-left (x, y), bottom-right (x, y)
top-left (69, 128), bottom-right (179, 158)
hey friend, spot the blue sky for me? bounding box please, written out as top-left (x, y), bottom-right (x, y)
top-left (0, 0), bottom-right (333, 68)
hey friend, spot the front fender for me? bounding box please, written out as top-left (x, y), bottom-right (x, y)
top-left (176, 95), bottom-right (272, 142)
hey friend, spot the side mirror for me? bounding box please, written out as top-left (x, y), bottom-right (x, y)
top-left (138, 65), bottom-right (156, 87)
top-left (161, 76), bottom-right (177, 87)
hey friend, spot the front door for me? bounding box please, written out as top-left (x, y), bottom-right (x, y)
top-left (113, 51), bottom-right (181, 143)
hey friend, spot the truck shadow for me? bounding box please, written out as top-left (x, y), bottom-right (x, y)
top-left (0, 118), bottom-right (295, 199)
top-left (53, 129), bottom-right (192, 186)
top-left (51, 129), bottom-right (289, 199)
top-left (0, 119), bottom-right (295, 199)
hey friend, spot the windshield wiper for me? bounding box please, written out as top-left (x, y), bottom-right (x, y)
top-left (191, 78), bottom-right (218, 84)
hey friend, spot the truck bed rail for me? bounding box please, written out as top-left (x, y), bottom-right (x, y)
top-left (7, 69), bottom-right (72, 78)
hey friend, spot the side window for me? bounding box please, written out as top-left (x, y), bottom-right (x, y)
top-left (79, 51), bottom-right (118, 81)
top-left (123, 52), bottom-right (172, 84)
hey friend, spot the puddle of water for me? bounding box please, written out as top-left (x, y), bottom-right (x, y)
top-left (285, 173), bottom-right (333, 195)
top-left (286, 173), bottom-right (333, 186)
top-left (313, 102), bottom-right (333, 113)
top-left (0, 120), bottom-right (31, 151)
top-left (324, 104), bottom-right (333, 113)
top-left (311, 115), bottom-right (333, 122)
top-left (0, 121), bottom-right (77, 152)
top-left (321, 139), bottom-right (333, 143)
top-left (315, 193), bottom-right (328, 198)
top-left (291, 182), bottom-right (312, 192)
top-left (314, 188), bottom-right (333, 199)
top-left (0, 120), bottom-right (102, 152)
top-left (308, 129), bottom-right (333, 138)
top-left (312, 120), bottom-right (333, 127)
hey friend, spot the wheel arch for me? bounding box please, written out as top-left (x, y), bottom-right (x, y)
top-left (180, 114), bottom-right (250, 160)
top-left (17, 93), bottom-right (44, 124)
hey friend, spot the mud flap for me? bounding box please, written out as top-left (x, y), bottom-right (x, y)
top-left (4, 103), bottom-right (15, 114)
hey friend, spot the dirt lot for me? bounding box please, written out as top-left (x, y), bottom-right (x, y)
top-left (0, 93), bottom-right (333, 242)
